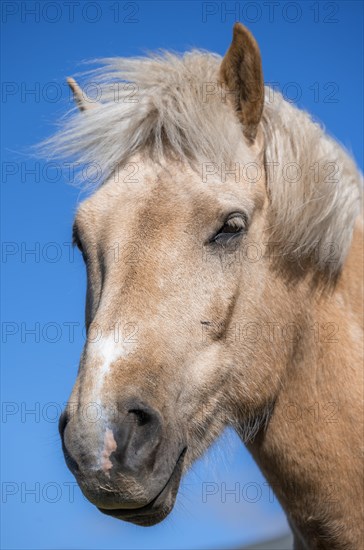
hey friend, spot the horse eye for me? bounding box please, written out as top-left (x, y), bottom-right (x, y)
top-left (76, 242), bottom-right (88, 264)
top-left (211, 214), bottom-right (247, 244)
top-left (72, 226), bottom-right (87, 262)
top-left (80, 247), bottom-right (88, 264)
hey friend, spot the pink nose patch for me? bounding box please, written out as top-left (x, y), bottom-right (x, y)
top-left (101, 428), bottom-right (117, 474)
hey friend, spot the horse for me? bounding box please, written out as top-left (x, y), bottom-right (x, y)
top-left (47, 24), bottom-right (363, 549)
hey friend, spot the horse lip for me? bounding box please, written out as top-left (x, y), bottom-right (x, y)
top-left (98, 447), bottom-right (187, 522)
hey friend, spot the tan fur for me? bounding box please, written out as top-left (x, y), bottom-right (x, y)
top-left (50, 25), bottom-right (363, 548)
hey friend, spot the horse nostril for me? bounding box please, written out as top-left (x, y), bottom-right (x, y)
top-left (58, 411), bottom-right (69, 440)
top-left (109, 400), bottom-right (163, 473)
top-left (58, 411), bottom-right (80, 474)
top-left (128, 408), bottom-right (152, 426)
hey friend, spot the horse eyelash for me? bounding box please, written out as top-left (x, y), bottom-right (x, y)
top-left (72, 224), bottom-right (83, 251)
top-left (224, 215), bottom-right (247, 231)
top-left (209, 212), bottom-right (249, 245)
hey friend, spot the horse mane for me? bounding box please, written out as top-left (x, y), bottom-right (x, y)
top-left (42, 50), bottom-right (362, 277)
top-left (43, 51), bottom-right (244, 177)
top-left (261, 90), bottom-right (362, 276)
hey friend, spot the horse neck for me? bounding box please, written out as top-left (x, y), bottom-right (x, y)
top-left (247, 223), bottom-right (364, 549)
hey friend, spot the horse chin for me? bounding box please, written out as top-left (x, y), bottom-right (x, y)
top-left (98, 447), bottom-right (187, 526)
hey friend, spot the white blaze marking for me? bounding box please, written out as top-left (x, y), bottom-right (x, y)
top-left (101, 428), bottom-right (117, 474)
top-left (87, 334), bottom-right (135, 404)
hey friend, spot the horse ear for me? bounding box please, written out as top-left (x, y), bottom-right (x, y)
top-left (220, 23), bottom-right (264, 143)
top-left (67, 77), bottom-right (95, 112)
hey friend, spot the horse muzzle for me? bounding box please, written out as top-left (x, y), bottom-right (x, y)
top-left (98, 447), bottom-right (186, 526)
top-left (58, 399), bottom-right (186, 525)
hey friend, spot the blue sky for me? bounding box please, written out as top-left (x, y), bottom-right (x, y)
top-left (1, 1), bottom-right (363, 549)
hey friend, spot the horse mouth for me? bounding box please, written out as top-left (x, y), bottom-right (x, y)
top-left (97, 448), bottom-right (187, 526)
